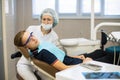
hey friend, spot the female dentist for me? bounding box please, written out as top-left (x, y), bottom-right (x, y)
top-left (16, 8), bottom-right (65, 80)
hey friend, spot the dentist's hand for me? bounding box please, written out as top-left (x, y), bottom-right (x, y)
top-left (82, 57), bottom-right (93, 63)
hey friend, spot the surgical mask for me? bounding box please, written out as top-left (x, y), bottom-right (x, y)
top-left (41, 23), bottom-right (53, 30)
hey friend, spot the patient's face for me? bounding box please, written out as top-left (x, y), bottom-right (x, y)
top-left (22, 31), bottom-right (39, 50)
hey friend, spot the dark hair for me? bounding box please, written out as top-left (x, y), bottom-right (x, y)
top-left (14, 30), bottom-right (25, 47)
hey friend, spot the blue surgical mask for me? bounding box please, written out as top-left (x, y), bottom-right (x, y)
top-left (41, 23), bottom-right (53, 30)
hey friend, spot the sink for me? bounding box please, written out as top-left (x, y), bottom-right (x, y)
top-left (60, 38), bottom-right (78, 46)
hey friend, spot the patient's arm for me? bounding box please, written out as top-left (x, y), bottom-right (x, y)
top-left (52, 60), bottom-right (71, 71)
top-left (17, 47), bottom-right (30, 58)
top-left (69, 55), bottom-right (93, 64)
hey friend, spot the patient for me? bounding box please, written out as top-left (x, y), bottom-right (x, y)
top-left (16, 8), bottom-right (66, 80)
top-left (14, 30), bottom-right (93, 70)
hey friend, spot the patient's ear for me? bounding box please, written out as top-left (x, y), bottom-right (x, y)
top-left (17, 47), bottom-right (30, 58)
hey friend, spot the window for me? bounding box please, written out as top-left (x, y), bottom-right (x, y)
top-left (81, 0), bottom-right (101, 14)
top-left (32, 0), bottom-right (120, 18)
top-left (58, 0), bottom-right (77, 14)
top-left (5, 0), bottom-right (14, 15)
top-left (104, 0), bottom-right (120, 15)
top-left (5, 0), bottom-right (9, 14)
top-left (32, 0), bottom-right (55, 17)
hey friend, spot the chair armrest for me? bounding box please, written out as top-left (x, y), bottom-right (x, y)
top-left (31, 58), bottom-right (59, 78)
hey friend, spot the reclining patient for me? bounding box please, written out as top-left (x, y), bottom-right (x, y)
top-left (14, 30), bottom-right (93, 70)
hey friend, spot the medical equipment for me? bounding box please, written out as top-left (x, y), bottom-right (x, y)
top-left (11, 51), bottom-right (58, 80)
top-left (100, 30), bottom-right (120, 65)
top-left (56, 61), bottom-right (120, 80)
top-left (80, 63), bottom-right (102, 71)
top-left (60, 38), bottom-right (100, 56)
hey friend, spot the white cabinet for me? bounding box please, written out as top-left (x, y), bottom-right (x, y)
top-left (60, 38), bottom-right (100, 56)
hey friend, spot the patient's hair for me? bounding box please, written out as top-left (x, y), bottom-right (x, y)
top-left (14, 30), bottom-right (25, 47)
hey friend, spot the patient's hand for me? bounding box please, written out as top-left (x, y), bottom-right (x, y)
top-left (82, 57), bottom-right (93, 63)
top-left (78, 55), bottom-right (86, 60)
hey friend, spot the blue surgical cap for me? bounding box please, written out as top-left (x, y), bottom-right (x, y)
top-left (40, 8), bottom-right (59, 28)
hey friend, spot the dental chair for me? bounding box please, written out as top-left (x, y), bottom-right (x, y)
top-left (11, 51), bottom-right (59, 80)
top-left (100, 30), bottom-right (120, 65)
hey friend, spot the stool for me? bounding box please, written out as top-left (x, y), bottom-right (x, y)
top-left (105, 46), bottom-right (120, 65)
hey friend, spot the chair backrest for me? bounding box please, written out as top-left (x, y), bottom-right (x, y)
top-left (100, 30), bottom-right (108, 51)
top-left (11, 51), bottom-right (59, 79)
